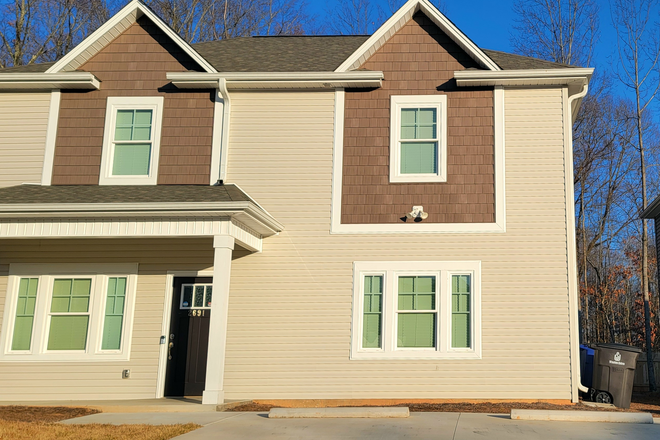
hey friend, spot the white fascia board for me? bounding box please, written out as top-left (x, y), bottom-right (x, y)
top-left (335, 0), bottom-right (500, 72)
top-left (167, 71), bottom-right (384, 90)
top-left (454, 68), bottom-right (594, 87)
top-left (0, 73), bottom-right (100, 90)
top-left (0, 202), bottom-right (284, 236)
top-left (46, 0), bottom-right (216, 74)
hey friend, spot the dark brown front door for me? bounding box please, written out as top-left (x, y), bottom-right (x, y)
top-left (164, 277), bottom-right (212, 397)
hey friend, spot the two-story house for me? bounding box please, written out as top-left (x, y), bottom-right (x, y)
top-left (0, 0), bottom-right (592, 405)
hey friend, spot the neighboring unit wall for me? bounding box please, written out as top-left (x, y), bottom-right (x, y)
top-left (0, 238), bottom-right (214, 400)
top-left (51, 16), bottom-right (214, 186)
top-left (342, 12), bottom-right (495, 224)
top-left (0, 92), bottom-right (50, 187)
top-left (224, 87), bottom-right (572, 400)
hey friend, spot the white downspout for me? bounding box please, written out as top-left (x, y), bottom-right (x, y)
top-left (567, 82), bottom-right (590, 396)
top-left (218, 78), bottom-right (231, 182)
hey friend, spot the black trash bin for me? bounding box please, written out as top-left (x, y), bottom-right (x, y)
top-left (591, 343), bottom-right (641, 408)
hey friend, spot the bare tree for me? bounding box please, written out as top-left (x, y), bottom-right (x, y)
top-left (511, 0), bottom-right (599, 67)
top-left (324, 0), bottom-right (384, 35)
top-left (0, 0), bottom-right (110, 67)
top-left (612, 0), bottom-right (660, 392)
top-left (145, 0), bottom-right (309, 42)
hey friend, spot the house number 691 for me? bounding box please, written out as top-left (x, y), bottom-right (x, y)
top-left (188, 310), bottom-right (205, 317)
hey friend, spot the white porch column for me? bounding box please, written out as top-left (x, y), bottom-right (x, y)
top-left (202, 235), bottom-right (234, 405)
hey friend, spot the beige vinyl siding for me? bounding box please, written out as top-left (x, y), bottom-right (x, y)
top-left (0, 92), bottom-right (50, 187)
top-left (0, 238), bottom-right (214, 401)
top-left (223, 88), bottom-right (572, 400)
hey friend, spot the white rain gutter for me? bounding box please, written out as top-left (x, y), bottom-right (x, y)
top-left (167, 71), bottom-right (384, 90)
top-left (0, 72), bottom-right (100, 90)
top-left (567, 82), bottom-right (591, 396)
top-left (454, 68), bottom-right (594, 88)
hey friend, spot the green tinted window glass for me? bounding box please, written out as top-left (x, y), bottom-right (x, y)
top-left (401, 142), bottom-right (437, 174)
top-left (48, 278), bottom-right (91, 351)
top-left (115, 109), bottom-right (152, 141)
top-left (102, 277), bottom-right (127, 350)
top-left (47, 316), bottom-right (89, 350)
top-left (400, 107), bottom-right (436, 140)
top-left (397, 313), bottom-right (435, 348)
top-left (363, 275), bottom-right (383, 349)
top-left (112, 143), bottom-right (151, 176)
top-left (397, 276), bottom-right (435, 311)
top-left (11, 278), bottom-right (39, 351)
top-left (194, 286), bottom-right (205, 308)
top-left (397, 276), bottom-right (436, 348)
top-left (452, 274), bottom-right (471, 348)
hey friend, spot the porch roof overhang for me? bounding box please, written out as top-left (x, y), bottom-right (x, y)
top-left (0, 185), bottom-right (283, 253)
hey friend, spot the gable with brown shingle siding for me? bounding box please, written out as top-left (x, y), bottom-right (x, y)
top-left (341, 12), bottom-right (495, 225)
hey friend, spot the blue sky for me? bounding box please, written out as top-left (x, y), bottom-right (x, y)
top-left (308, 0), bottom-right (625, 73)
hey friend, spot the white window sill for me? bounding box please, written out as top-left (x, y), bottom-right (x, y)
top-left (389, 174), bottom-right (447, 183)
top-left (350, 350), bottom-right (481, 360)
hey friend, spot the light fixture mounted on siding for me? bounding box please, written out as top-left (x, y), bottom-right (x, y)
top-left (406, 206), bottom-right (428, 222)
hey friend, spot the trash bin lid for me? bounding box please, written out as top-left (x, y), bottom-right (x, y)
top-left (594, 343), bottom-right (642, 353)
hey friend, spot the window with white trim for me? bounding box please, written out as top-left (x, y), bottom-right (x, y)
top-left (0, 264), bottom-right (137, 361)
top-left (389, 95), bottom-right (447, 183)
top-left (351, 261), bottom-right (481, 360)
top-left (99, 96), bottom-right (164, 185)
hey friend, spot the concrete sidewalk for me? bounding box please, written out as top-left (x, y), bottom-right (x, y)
top-left (63, 411), bottom-right (660, 440)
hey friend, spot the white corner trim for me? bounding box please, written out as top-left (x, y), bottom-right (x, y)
top-left (210, 89), bottom-right (223, 184)
top-left (330, 89), bottom-right (345, 232)
top-left (40, 90), bottom-right (61, 186)
top-left (389, 95), bottom-right (447, 183)
top-left (0, 263), bottom-right (138, 362)
top-left (98, 96), bottom-right (164, 186)
top-left (330, 88), bottom-right (506, 234)
top-left (350, 260), bottom-right (482, 360)
top-left (46, 0), bottom-right (216, 74)
top-left (218, 79), bottom-right (231, 182)
top-left (335, 0), bottom-right (499, 72)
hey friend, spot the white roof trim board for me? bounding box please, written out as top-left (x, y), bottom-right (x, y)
top-left (454, 68), bottom-right (594, 87)
top-left (167, 71), bottom-right (385, 90)
top-left (335, 0), bottom-right (501, 72)
top-left (46, 0), bottom-right (216, 74)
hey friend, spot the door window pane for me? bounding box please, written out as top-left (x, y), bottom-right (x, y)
top-left (205, 286), bottom-right (212, 308)
top-left (102, 277), bottom-right (127, 350)
top-left (363, 275), bottom-right (383, 349)
top-left (182, 285), bottom-right (193, 308)
top-left (11, 278), bottom-right (38, 351)
top-left (194, 286), bottom-right (205, 308)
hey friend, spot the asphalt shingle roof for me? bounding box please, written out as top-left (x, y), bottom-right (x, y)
top-left (0, 184), bottom-right (254, 205)
top-left (0, 36), bottom-right (575, 74)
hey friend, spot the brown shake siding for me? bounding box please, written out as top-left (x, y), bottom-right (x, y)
top-left (341, 12), bottom-right (495, 224)
top-left (51, 16), bottom-right (214, 185)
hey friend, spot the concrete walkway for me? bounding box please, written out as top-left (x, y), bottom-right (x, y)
top-left (62, 411), bottom-right (660, 440)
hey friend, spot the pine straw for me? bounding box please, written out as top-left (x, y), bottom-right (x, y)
top-left (228, 393), bottom-right (660, 418)
top-left (0, 420), bottom-right (199, 440)
top-left (0, 406), bottom-right (99, 423)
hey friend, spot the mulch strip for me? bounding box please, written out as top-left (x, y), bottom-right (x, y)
top-left (0, 406), bottom-right (99, 423)
top-left (227, 393), bottom-right (660, 418)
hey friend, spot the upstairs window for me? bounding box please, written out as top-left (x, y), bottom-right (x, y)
top-left (390, 95), bottom-right (447, 183)
top-left (99, 97), bottom-right (164, 185)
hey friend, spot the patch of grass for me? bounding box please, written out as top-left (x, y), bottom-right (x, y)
top-left (0, 420), bottom-right (199, 440)
top-left (0, 405), bottom-right (99, 422)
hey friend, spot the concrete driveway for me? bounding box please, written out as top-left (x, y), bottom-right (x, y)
top-left (64, 411), bottom-right (660, 439)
